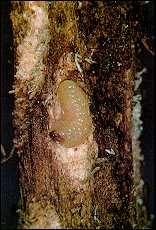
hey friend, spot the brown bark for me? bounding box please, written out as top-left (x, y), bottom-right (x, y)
top-left (10, 1), bottom-right (149, 229)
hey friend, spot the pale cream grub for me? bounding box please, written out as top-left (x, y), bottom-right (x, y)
top-left (50, 80), bottom-right (93, 148)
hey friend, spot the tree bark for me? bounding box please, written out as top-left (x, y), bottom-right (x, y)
top-left (10, 1), bottom-right (149, 229)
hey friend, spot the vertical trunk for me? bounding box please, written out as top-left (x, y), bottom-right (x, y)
top-left (10, 1), bottom-right (149, 229)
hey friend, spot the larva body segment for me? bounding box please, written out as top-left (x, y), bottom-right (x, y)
top-left (52, 80), bottom-right (92, 148)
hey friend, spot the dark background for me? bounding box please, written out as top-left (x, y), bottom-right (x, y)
top-left (1, 1), bottom-right (154, 229)
top-left (1, 1), bottom-right (20, 229)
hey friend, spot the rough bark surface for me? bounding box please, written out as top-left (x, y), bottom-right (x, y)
top-left (10, 1), bottom-right (149, 229)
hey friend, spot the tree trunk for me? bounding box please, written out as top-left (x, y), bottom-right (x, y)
top-left (10, 1), bottom-right (149, 229)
